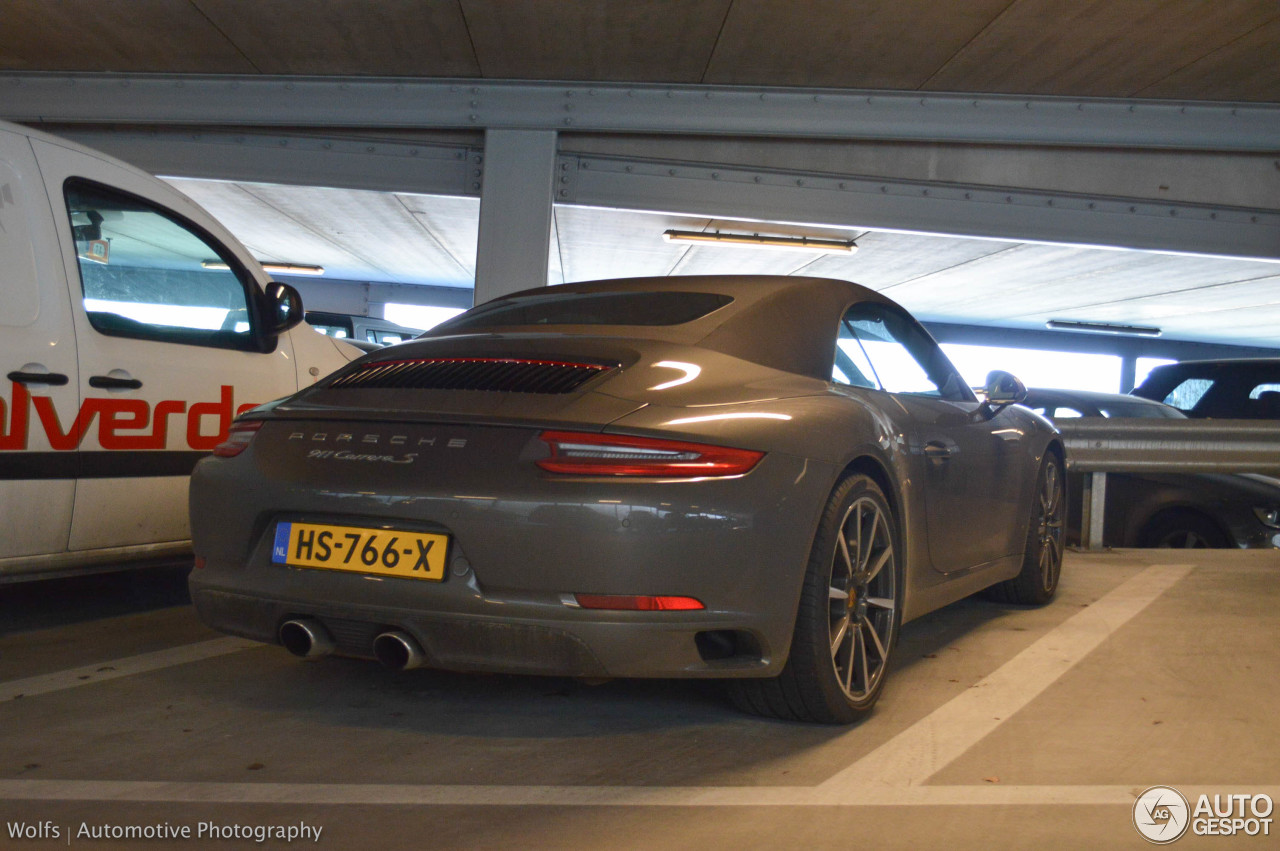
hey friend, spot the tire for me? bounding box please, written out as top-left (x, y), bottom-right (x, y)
top-left (729, 474), bottom-right (901, 724)
top-left (985, 451), bottom-right (1065, 606)
top-left (1138, 510), bottom-right (1229, 549)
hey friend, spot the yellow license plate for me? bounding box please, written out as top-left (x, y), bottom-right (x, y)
top-left (271, 521), bottom-right (448, 581)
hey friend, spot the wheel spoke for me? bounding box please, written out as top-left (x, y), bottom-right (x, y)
top-left (862, 508), bottom-right (880, 570)
top-left (836, 526), bottom-right (854, 578)
top-left (864, 546), bottom-right (891, 584)
top-left (831, 615), bottom-right (850, 657)
top-left (853, 625), bottom-right (869, 692)
top-left (864, 595), bottom-right (895, 611)
top-left (863, 616), bottom-right (888, 663)
top-left (829, 586), bottom-right (850, 602)
top-left (853, 505), bottom-right (865, 575)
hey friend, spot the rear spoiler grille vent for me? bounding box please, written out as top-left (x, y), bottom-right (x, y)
top-left (327, 358), bottom-right (614, 394)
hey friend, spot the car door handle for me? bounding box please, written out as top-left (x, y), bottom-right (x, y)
top-left (7, 370), bottom-right (70, 386)
top-left (89, 375), bottom-right (143, 390)
top-left (924, 442), bottom-right (957, 461)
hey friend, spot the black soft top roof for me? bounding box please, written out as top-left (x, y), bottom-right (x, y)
top-left (426, 275), bottom-right (893, 380)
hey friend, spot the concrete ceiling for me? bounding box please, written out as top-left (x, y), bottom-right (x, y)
top-left (5, 0), bottom-right (1278, 101)
top-left (5, 1), bottom-right (1280, 348)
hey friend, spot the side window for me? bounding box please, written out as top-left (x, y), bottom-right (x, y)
top-left (1249, 383), bottom-right (1280, 399)
top-left (64, 179), bottom-right (259, 350)
top-left (834, 319), bottom-right (880, 388)
top-left (837, 303), bottom-right (972, 401)
top-left (1163, 378), bottom-right (1213, 410)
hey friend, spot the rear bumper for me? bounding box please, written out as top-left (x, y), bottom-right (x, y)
top-left (189, 439), bottom-right (835, 679)
top-left (190, 582), bottom-right (782, 679)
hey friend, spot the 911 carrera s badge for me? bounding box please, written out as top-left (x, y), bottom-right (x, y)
top-left (305, 449), bottom-right (418, 464)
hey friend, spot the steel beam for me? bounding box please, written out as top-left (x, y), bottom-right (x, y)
top-left (559, 155), bottom-right (1280, 262)
top-left (1057, 419), bottom-right (1280, 474)
top-left (4, 73), bottom-right (1280, 152)
top-left (50, 128), bottom-right (482, 196)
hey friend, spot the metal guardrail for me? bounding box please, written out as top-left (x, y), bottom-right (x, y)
top-left (1053, 418), bottom-right (1280, 549)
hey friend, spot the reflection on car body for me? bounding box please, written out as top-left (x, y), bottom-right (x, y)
top-left (190, 276), bottom-right (1065, 723)
top-left (1023, 388), bottom-right (1280, 549)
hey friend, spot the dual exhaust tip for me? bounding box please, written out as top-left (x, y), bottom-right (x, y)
top-left (278, 619), bottom-right (425, 671)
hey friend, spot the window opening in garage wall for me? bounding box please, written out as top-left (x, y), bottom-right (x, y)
top-left (383, 303), bottom-right (466, 331)
top-left (941, 344), bottom-right (1121, 392)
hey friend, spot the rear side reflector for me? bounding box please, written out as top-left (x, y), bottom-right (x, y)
top-left (536, 431), bottom-right (763, 477)
top-left (212, 420), bottom-right (263, 457)
top-left (573, 594), bottom-right (705, 611)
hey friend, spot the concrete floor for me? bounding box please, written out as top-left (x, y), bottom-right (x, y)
top-left (0, 549), bottom-right (1276, 849)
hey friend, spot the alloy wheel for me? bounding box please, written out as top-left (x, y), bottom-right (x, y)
top-left (828, 495), bottom-right (896, 702)
top-left (1035, 459), bottom-right (1066, 591)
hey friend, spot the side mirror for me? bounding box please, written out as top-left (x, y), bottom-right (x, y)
top-left (983, 370), bottom-right (1027, 413)
top-left (264, 281), bottom-right (304, 335)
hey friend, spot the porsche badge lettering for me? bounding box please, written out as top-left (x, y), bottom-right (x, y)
top-left (289, 432), bottom-right (468, 452)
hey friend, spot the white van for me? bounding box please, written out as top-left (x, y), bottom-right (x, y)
top-left (0, 119), bottom-right (360, 582)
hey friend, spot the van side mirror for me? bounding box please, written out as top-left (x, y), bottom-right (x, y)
top-left (982, 370), bottom-right (1027, 415)
top-left (264, 281), bottom-right (304, 335)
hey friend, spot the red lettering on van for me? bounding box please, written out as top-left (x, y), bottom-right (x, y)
top-left (0, 382), bottom-right (255, 453)
top-left (0, 381), bottom-right (31, 450)
top-left (33, 395), bottom-right (99, 451)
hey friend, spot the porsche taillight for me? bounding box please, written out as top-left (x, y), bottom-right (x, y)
top-left (536, 431), bottom-right (762, 478)
top-left (213, 420), bottom-right (264, 458)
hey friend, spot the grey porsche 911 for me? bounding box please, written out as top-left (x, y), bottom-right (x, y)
top-left (189, 275), bottom-right (1064, 724)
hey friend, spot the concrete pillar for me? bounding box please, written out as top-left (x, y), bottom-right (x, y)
top-left (1119, 355), bottom-right (1138, 393)
top-left (473, 129), bottom-right (557, 305)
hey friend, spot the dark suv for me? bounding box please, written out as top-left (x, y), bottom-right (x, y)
top-left (1132, 359), bottom-right (1280, 419)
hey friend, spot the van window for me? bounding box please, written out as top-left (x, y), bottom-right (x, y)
top-left (63, 180), bottom-right (259, 350)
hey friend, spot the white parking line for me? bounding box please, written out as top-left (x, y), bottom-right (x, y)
top-left (0, 637), bottom-right (258, 703)
top-left (818, 563), bottom-right (1193, 795)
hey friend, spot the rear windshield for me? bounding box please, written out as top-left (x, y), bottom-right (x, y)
top-left (432, 291), bottom-right (733, 333)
